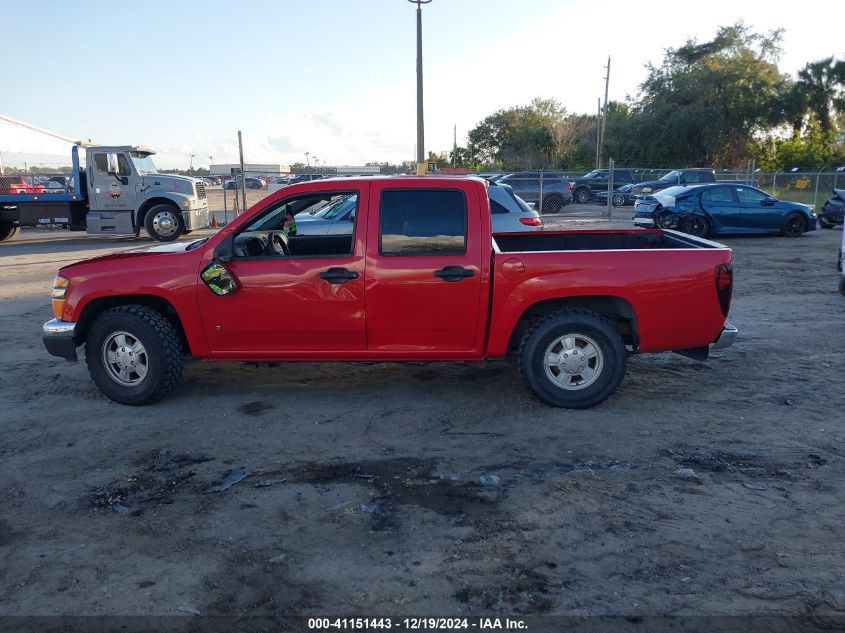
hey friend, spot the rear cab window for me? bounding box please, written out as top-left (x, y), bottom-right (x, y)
top-left (379, 189), bottom-right (467, 256)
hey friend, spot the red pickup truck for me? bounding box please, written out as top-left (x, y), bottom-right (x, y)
top-left (43, 176), bottom-right (736, 408)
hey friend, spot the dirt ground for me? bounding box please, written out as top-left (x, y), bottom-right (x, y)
top-left (1, 221), bottom-right (844, 625)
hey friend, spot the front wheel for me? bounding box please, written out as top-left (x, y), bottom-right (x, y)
top-left (85, 305), bottom-right (184, 405)
top-left (781, 213), bottom-right (806, 238)
top-left (818, 218), bottom-right (834, 229)
top-left (612, 194), bottom-right (626, 207)
top-left (518, 309), bottom-right (627, 408)
top-left (0, 222), bottom-right (20, 242)
top-left (144, 204), bottom-right (184, 242)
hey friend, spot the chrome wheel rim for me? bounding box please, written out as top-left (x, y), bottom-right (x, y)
top-left (152, 210), bottom-right (178, 237)
top-left (544, 333), bottom-right (604, 390)
top-left (102, 331), bottom-right (148, 386)
top-left (612, 194), bottom-right (625, 206)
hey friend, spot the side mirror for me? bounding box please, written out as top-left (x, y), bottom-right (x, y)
top-left (201, 261), bottom-right (239, 296)
top-left (348, 211), bottom-right (356, 222)
top-left (214, 233), bottom-right (234, 262)
top-left (106, 153), bottom-right (120, 175)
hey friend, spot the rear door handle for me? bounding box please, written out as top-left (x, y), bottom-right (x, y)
top-left (434, 265), bottom-right (475, 282)
top-left (319, 267), bottom-right (359, 284)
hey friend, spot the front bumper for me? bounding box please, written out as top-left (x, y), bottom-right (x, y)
top-left (711, 322), bottom-right (737, 350)
top-left (43, 319), bottom-right (78, 361)
top-left (183, 204), bottom-right (210, 230)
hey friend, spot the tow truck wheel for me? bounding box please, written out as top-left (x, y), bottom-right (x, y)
top-left (85, 305), bottom-right (183, 405)
top-left (518, 309), bottom-right (626, 409)
top-left (145, 204), bottom-right (184, 242)
top-left (0, 222), bottom-right (20, 242)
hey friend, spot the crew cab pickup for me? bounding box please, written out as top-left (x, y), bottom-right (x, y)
top-left (42, 176), bottom-right (737, 408)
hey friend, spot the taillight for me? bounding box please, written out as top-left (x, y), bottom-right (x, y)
top-left (519, 217), bottom-right (542, 226)
top-left (565, 182), bottom-right (573, 190)
top-left (715, 263), bottom-right (733, 317)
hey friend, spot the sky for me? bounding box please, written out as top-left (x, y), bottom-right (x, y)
top-left (1, 0), bottom-right (843, 170)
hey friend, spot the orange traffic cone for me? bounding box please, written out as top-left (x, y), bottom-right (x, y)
top-left (211, 214), bottom-right (219, 229)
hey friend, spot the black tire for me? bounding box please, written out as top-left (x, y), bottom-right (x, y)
top-left (144, 203), bottom-right (184, 242)
top-left (839, 277), bottom-right (845, 297)
top-left (0, 222), bottom-right (20, 242)
top-left (818, 218), bottom-right (834, 229)
top-left (781, 213), bottom-right (806, 238)
top-left (541, 194), bottom-right (565, 213)
top-left (574, 187), bottom-right (591, 205)
top-left (85, 305), bottom-right (183, 406)
top-left (612, 194), bottom-right (626, 207)
top-left (518, 309), bottom-right (627, 409)
top-left (680, 214), bottom-right (711, 238)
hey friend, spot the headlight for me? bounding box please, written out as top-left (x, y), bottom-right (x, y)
top-left (51, 275), bottom-right (69, 319)
top-left (642, 187), bottom-right (653, 193)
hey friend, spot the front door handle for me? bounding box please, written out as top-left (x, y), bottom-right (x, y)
top-left (434, 265), bottom-right (475, 282)
top-left (319, 267), bottom-right (359, 284)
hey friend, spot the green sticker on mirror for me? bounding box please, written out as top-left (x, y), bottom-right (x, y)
top-left (201, 262), bottom-right (238, 296)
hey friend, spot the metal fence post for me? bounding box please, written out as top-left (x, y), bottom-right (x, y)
top-left (222, 184), bottom-right (228, 225)
top-left (772, 172), bottom-right (777, 197)
top-left (813, 171), bottom-right (821, 210)
top-left (538, 169), bottom-right (544, 214)
top-left (607, 158), bottom-right (614, 221)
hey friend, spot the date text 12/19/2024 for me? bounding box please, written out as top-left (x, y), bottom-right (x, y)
top-left (308, 617), bottom-right (528, 630)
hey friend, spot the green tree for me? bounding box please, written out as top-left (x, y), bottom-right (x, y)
top-left (793, 57), bottom-right (845, 134)
top-left (631, 22), bottom-right (790, 167)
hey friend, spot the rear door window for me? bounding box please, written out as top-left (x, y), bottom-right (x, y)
top-left (701, 187), bottom-right (735, 203)
top-left (379, 189), bottom-right (467, 255)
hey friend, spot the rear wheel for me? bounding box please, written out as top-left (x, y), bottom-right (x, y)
top-left (518, 309), bottom-right (627, 408)
top-left (0, 222), bottom-right (20, 242)
top-left (680, 214), bottom-right (711, 238)
top-left (612, 193), bottom-right (626, 206)
top-left (818, 218), bottom-right (834, 229)
top-left (781, 213), bottom-right (806, 238)
top-left (85, 305), bottom-right (183, 405)
top-left (541, 194), bottom-right (565, 213)
top-left (144, 204), bottom-right (184, 242)
top-left (574, 188), bottom-right (591, 204)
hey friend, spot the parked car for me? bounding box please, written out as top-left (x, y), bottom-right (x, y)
top-left (594, 183), bottom-right (636, 207)
top-left (290, 174), bottom-right (324, 184)
top-left (633, 183), bottom-right (817, 238)
top-left (0, 176), bottom-right (45, 194)
top-left (268, 176), bottom-right (296, 194)
top-left (42, 176), bottom-right (736, 408)
top-left (819, 189), bottom-right (845, 228)
top-left (631, 169), bottom-right (716, 195)
top-left (224, 177), bottom-right (263, 190)
top-left (495, 172), bottom-right (573, 212)
top-left (570, 168), bottom-right (634, 204)
top-left (290, 182), bottom-right (541, 236)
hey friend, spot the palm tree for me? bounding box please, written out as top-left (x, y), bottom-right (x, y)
top-left (795, 57), bottom-right (845, 134)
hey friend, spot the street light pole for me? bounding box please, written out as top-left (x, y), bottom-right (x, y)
top-left (408, 0), bottom-right (431, 176)
top-left (189, 154), bottom-right (195, 175)
top-left (305, 152), bottom-right (310, 171)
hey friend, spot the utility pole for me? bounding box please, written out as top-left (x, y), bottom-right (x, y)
top-left (452, 124), bottom-right (457, 167)
top-left (596, 98), bottom-right (601, 169)
top-left (599, 55), bottom-right (611, 167)
top-left (408, 0), bottom-right (432, 175)
top-left (305, 152), bottom-right (310, 171)
top-left (237, 130), bottom-right (246, 215)
top-left (189, 154), bottom-right (195, 175)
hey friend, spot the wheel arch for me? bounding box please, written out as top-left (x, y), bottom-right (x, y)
top-left (74, 294), bottom-right (192, 355)
top-left (136, 197), bottom-right (181, 234)
top-left (506, 295), bottom-right (639, 354)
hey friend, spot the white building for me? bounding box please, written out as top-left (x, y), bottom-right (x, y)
top-left (210, 163), bottom-right (287, 176)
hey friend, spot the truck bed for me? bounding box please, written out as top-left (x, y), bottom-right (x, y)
top-left (487, 228), bottom-right (732, 357)
top-left (493, 228), bottom-right (722, 252)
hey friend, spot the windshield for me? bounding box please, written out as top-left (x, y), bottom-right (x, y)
top-left (129, 152), bottom-right (159, 175)
top-left (582, 170), bottom-right (601, 179)
top-left (659, 170), bottom-right (681, 182)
